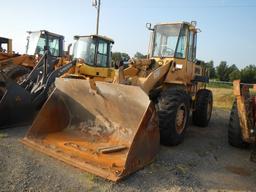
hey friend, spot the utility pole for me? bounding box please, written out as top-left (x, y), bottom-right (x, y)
top-left (92, 0), bottom-right (101, 35)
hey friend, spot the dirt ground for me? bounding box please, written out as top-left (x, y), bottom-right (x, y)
top-left (0, 108), bottom-right (256, 192)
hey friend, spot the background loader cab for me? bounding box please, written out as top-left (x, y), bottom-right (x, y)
top-left (66, 35), bottom-right (115, 81)
top-left (0, 37), bottom-right (12, 55)
top-left (0, 30), bottom-right (65, 83)
top-left (26, 30), bottom-right (64, 58)
top-left (0, 37), bottom-right (19, 62)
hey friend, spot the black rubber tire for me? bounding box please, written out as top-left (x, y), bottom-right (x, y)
top-left (157, 87), bottom-right (190, 146)
top-left (0, 86), bottom-right (5, 100)
top-left (228, 100), bottom-right (249, 148)
top-left (3, 64), bottom-right (31, 83)
top-left (192, 89), bottom-right (213, 127)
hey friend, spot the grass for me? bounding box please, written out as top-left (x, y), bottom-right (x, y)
top-left (0, 133), bottom-right (8, 139)
top-left (208, 87), bottom-right (234, 110)
top-left (208, 81), bottom-right (233, 89)
top-left (207, 82), bottom-right (256, 110)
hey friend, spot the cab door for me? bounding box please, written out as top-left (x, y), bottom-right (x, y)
top-left (94, 40), bottom-right (115, 80)
top-left (186, 30), bottom-right (196, 82)
top-left (79, 39), bottom-right (115, 81)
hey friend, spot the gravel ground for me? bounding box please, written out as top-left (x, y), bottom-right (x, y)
top-left (0, 108), bottom-right (256, 192)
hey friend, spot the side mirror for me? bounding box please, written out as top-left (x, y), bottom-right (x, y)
top-left (146, 23), bottom-right (154, 31)
top-left (191, 21), bottom-right (197, 27)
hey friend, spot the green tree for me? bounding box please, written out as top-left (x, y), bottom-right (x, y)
top-left (120, 53), bottom-right (130, 61)
top-left (134, 52), bottom-right (147, 59)
top-left (229, 70), bottom-right (241, 81)
top-left (112, 52), bottom-right (130, 68)
top-left (216, 61), bottom-right (229, 81)
top-left (205, 60), bottom-right (216, 79)
top-left (112, 52), bottom-right (130, 62)
top-left (240, 65), bottom-right (256, 83)
top-left (216, 62), bottom-right (240, 81)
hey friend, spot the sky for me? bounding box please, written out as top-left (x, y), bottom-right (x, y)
top-left (1, 0), bottom-right (256, 68)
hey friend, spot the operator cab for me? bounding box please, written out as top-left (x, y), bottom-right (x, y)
top-left (73, 35), bottom-right (114, 68)
top-left (149, 22), bottom-right (198, 62)
top-left (0, 37), bottom-right (12, 54)
top-left (26, 30), bottom-right (64, 57)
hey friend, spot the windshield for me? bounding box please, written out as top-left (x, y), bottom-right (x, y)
top-left (26, 32), bottom-right (60, 56)
top-left (73, 37), bottom-right (96, 65)
top-left (26, 32), bottom-right (41, 55)
top-left (152, 24), bottom-right (181, 57)
top-left (48, 36), bottom-right (60, 56)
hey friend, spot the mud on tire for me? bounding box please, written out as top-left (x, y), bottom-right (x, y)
top-left (228, 100), bottom-right (249, 148)
top-left (192, 89), bottom-right (213, 127)
top-left (157, 87), bottom-right (190, 146)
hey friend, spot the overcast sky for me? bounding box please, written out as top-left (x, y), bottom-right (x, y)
top-left (1, 0), bottom-right (256, 68)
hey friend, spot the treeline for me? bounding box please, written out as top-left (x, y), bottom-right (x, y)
top-left (112, 51), bottom-right (147, 63)
top-left (205, 61), bottom-right (256, 83)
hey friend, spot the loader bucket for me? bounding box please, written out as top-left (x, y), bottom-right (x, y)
top-left (22, 78), bottom-right (159, 181)
top-left (0, 81), bottom-right (35, 129)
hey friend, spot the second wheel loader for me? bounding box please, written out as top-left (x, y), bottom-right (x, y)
top-left (0, 30), bottom-right (65, 83)
top-left (0, 34), bottom-right (115, 129)
top-left (228, 80), bottom-right (256, 162)
top-left (0, 37), bottom-right (18, 61)
top-left (22, 21), bottom-right (213, 181)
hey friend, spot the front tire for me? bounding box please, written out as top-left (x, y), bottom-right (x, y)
top-left (157, 87), bottom-right (190, 146)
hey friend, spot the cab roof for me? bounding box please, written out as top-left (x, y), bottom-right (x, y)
top-left (27, 30), bottom-right (64, 39)
top-left (74, 34), bottom-right (114, 44)
top-left (155, 21), bottom-right (197, 31)
top-left (0, 37), bottom-right (11, 43)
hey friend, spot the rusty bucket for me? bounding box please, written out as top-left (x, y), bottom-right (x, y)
top-left (22, 78), bottom-right (159, 181)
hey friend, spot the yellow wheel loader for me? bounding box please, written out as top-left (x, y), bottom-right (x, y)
top-left (22, 21), bottom-right (213, 181)
top-left (229, 80), bottom-right (256, 162)
top-left (0, 30), bottom-right (65, 83)
top-left (0, 35), bottom-right (115, 129)
top-left (63, 35), bottom-right (115, 81)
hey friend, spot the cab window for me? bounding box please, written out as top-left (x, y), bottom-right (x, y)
top-left (193, 33), bottom-right (197, 60)
top-left (48, 36), bottom-right (60, 57)
top-left (175, 26), bottom-right (188, 59)
top-left (35, 36), bottom-right (46, 55)
top-left (188, 31), bottom-right (194, 61)
top-left (97, 40), bottom-right (108, 67)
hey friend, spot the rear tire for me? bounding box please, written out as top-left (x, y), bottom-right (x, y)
top-left (157, 87), bottom-right (190, 146)
top-left (228, 100), bottom-right (249, 148)
top-left (192, 89), bottom-right (213, 127)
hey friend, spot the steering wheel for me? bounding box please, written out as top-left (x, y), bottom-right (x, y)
top-left (161, 45), bottom-right (175, 56)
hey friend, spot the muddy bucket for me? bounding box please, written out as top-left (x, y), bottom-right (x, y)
top-left (22, 78), bottom-right (159, 181)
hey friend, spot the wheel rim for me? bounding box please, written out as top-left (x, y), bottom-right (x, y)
top-left (175, 103), bottom-right (187, 134)
top-left (207, 99), bottom-right (212, 120)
